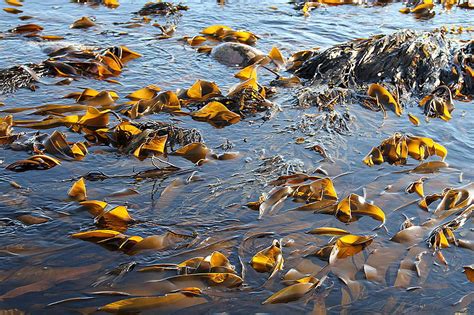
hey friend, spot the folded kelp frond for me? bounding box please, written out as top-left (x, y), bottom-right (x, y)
top-left (0, 45), bottom-right (141, 94)
top-left (295, 29), bottom-right (473, 98)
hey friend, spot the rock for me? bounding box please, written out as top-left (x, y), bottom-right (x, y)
top-left (211, 42), bottom-right (264, 67)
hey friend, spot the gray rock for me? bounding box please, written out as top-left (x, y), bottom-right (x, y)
top-left (211, 42), bottom-right (264, 67)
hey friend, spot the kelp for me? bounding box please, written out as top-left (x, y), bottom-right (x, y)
top-left (294, 29), bottom-right (473, 117)
top-left (363, 133), bottom-right (447, 166)
top-left (72, 229), bottom-right (194, 255)
top-left (72, 0), bottom-right (120, 8)
top-left (0, 45), bottom-right (141, 94)
top-left (136, 1), bottom-right (188, 16)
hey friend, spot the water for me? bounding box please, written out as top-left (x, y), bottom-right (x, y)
top-left (0, 0), bottom-right (473, 314)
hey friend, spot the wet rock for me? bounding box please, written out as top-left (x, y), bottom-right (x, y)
top-left (211, 42), bottom-right (264, 67)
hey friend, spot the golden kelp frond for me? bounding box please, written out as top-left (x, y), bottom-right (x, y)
top-left (14, 107), bottom-right (110, 131)
top-left (68, 178), bottom-right (87, 201)
top-left (408, 113), bottom-right (421, 126)
top-left (399, 1), bottom-right (435, 19)
top-left (329, 234), bottom-right (374, 264)
top-left (126, 85), bottom-right (161, 101)
top-left (125, 91), bottom-right (182, 118)
top-left (139, 251), bottom-right (235, 275)
top-left (172, 142), bottom-right (209, 164)
top-left (191, 101), bottom-right (241, 127)
top-left (367, 83), bottom-right (402, 116)
top-left (250, 239), bottom-right (284, 279)
top-left (419, 86), bottom-right (454, 121)
top-left (98, 290), bottom-right (207, 313)
top-left (0, 114), bottom-right (18, 144)
top-left (263, 277), bottom-right (320, 304)
top-left (335, 194), bottom-right (386, 225)
top-left (418, 183), bottom-right (474, 213)
top-left (133, 134), bottom-right (168, 160)
top-left (426, 206), bottom-right (473, 253)
top-left (198, 24), bottom-right (259, 45)
top-left (71, 229), bottom-right (194, 254)
top-left (290, 177), bottom-right (338, 202)
top-left (44, 130), bottom-right (88, 160)
top-left (286, 49), bottom-right (319, 72)
top-left (268, 46), bottom-right (286, 68)
top-left (406, 178), bottom-right (425, 197)
top-left (251, 174), bottom-right (338, 217)
top-left (9, 23), bottom-right (43, 34)
top-left (307, 227), bottom-right (350, 236)
top-left (70, 17), bottom-right (96, 29)
top-left (41, 45), bottom-right (140, 81)
top-left (363, 133), bottom-right (447, 166)
top-left (80, 200), bottom-right (133, 224)
top-left (6, 154), bottom-right (61, 172)
top-left (181, 80), bottom-right (222, 102)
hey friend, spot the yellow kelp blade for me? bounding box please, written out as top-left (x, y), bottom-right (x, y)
top-left (368, 83), bottom-right (402, 116)
top-left (307, 227), bottom-right (350, 236)
top-left (133, 135), bottom-right (168, 159)
top-left (262, 281), bottom-right (317, 304)
top-left (70, 16), bottom-right (96, 29)
top-left (68, 177), bottom-right (87, 201)
top-left (268, 46), bottom-right (286, 68)
top-left (191, 102), bottom-right (241, 125)
top-left (103, 0), bottom-right (120, 8)
top-left (6, 0), bottom-right (23, 7)
top-left (6, 154), bottom-right (61, 172)
top-left (186, 80), bottom-right (221, 100)
top-left (71, 230), bottom-right (122, 240)
top-left (329, 234), bottom-right (374, 264)
top-left (408, 113), bottom-right (420, 126)
top-left (172, 142), bottom-right (209, 163)
top-left (464, 265), bottom-right (474, 282)
top-left (126, 85), bottom-right (161, 100)
top-left (98, 290), bottom-right (207, 313)
top-left (77, 107), bottom-right (110, 129)
top-left (250, 240), bottom-right (283, 278)
top-left (235, 64), bottom-right (258, 80)
top-left (406, 179), bottom-right (425, 197)
top-left (201, 24), bottom-right (232, 35)
top-left (338, 194), bottom-right (386, 225)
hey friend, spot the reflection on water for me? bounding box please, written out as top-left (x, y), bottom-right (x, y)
top-left (0, 0), bottom-right (473, 314)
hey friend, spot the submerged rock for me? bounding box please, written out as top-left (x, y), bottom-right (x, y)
top-left (211, 42), bottom-right (264, 67)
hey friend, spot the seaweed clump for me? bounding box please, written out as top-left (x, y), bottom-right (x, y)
top-left (294, 29), bottom-right (473, 109)
top-left (0, 45), bottom-right (140, 94)
top-left (136, 2), bottom-right (188, 16)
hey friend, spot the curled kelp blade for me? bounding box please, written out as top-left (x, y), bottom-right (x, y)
top-left (6, 154), bottom-right (61, 172)
top-left (367, 83), bottom-right (402, 116)
top-left (250, 239), bottom-right (284, 279)
top-left (336, 194), bottom-right (386, 226)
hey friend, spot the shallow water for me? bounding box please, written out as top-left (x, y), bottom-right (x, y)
top-left (0, 0), bottom-right (473, 314)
